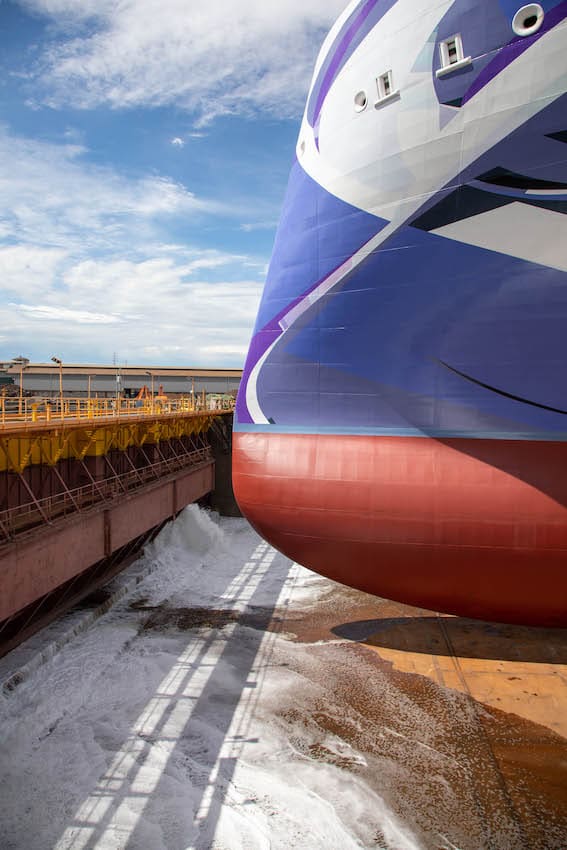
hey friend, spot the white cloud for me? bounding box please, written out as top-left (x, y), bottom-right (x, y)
top-left (240, 220), bottom-right (279, 233)
top-left (0, 245), bottom-right (67, 297)
top-left (15, 304), bottom-right (122, 324)
top-left (19, 0), bottom-right (116, 18)
top-left (20, 0), bottom-right (347, 120)
top-left (201, 343), bottom-right (250, 357)
top-left (0, 127), bottom-right (224, 258)
top-left (2, 256), bottom-right (263, 365)
top-left (0, 125), bottom-right (266, 365)
top-left (2, 0), bottom-right (327, 366)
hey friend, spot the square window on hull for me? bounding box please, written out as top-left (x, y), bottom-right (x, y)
top-left (436, 34), bottom-right (472, 77)
top-left (376, 70), bottom-right (395, 103)
top-left (441, 34), bottom-right (464, 67)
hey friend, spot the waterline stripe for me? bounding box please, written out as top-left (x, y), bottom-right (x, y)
top-left (233, 422), bottom-right (567, 443)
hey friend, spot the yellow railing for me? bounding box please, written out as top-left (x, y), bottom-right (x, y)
top-left (0, 447), bottom-right (213, 542)
top-left (0, 395), bottom-right (235, 427)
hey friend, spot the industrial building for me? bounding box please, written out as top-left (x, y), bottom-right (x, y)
top-left (0, 361), bottom-right (242, 399)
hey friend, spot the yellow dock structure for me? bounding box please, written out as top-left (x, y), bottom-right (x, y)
top-left (0, 396), bottom-right (235, 654)
top-left (0, 407), bottom-right (216, 475)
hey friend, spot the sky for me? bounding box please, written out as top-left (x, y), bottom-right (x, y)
top-left (0, 0), bottom-right (346, 367)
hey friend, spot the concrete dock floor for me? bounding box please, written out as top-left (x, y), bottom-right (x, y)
top-left (277, 584), bottom-right (567, 849)
top-left (1, 512), bottom-right (565, 850)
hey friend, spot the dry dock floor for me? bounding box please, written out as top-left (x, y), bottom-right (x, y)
top-left (1, 512), bottom-right (566, 850)
top-left (280, 586), bottom-right (567, 849)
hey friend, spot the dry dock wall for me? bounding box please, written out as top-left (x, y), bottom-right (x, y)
top-left (0, 461), bottom-right (214, 623)
top-left (208, 413), bottom-right (242, 518)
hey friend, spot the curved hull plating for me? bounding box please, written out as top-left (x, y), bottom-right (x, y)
top-left (233, 0), bottom-right (567, 625)
top-left (234, 432), bottom-right (567, 625)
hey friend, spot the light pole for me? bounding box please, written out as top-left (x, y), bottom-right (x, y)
top-left (51, 356), bottom-right (63, 419)
top-left (145, 371), bottom-right (154, 410)
top-left (115, 367), bottom-right (122, 402)
top-left (13, 356), bottom-right (30, 416)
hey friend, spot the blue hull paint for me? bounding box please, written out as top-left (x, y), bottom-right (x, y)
top-left (238, 90), bottom-right (567, 439)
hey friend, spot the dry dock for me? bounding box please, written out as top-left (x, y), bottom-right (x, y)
top-left (0, 509), bottom-right (565, 850)
top-left (0, 400), bottom-right (236, 655)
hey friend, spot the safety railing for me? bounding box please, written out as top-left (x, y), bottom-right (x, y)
top-left (0, 394), bottom-right (234, 427)
top-left (0, 447), bottom-right (213, 543)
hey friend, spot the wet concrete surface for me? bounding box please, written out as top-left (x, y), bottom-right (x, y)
top-left (2, 514), bottom-right (566, 850)
top-left (271, 584), bottom-right (567, 850)
top-left (129, 581), bottom-right (567, 847)
top-left (140, 604), bottom-right (283, 634)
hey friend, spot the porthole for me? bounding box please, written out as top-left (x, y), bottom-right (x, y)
top-left (299, 140), bottom-right (306, 156)
top-left (354, 91), bottom-right (368, 112)
top-left (512, 4), bottom-right (544, 36)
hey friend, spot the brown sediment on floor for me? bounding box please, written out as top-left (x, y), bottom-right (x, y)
top-left (140, 605), bottom-right (282, 633)
top-left (133, 582), bottom-right (567, 848)
top-left (281, 585), bottom-right (567, 734)
top-left (273, 583), bottom-right (567, 850)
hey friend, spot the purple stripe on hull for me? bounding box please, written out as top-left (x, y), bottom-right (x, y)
top-left (237, 162), bottom-right (386, 424)
top-left (307, 0), bottom-right (397, 129)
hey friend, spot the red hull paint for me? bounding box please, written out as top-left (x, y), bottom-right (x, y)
top-left (233, 432), bottom-right (567, 626)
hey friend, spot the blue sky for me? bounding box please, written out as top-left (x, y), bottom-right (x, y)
top-left (0, 0), bottom-right (345, 366)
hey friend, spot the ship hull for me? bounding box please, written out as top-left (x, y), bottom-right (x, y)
top-left (233, 0), bottom-right (567, 625)
top-left (234, 431), bottom-right (567, 626)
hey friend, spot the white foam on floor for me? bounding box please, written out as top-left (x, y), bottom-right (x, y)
top-left (0, 506), bottom-right (420, 850)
